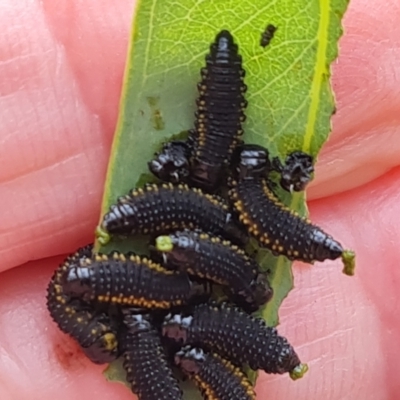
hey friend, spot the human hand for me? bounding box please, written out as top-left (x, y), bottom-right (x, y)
top-left (0, 0), bottom-right (399, 399)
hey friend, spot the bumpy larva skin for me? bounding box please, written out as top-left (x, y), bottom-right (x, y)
top-left (155, 230), bottom-right (272, 311)
top-left (120, 312), bottom-right (183, 400)
top-left (190, 30), bottom-right (247, 191)
top-left (229, 178), bottom-right (344, 263)
top-left (46, 245), bottom-right (119, 364)
top-left (162, 302), bottom-right (305, 377)
top-left (61, 251), bottom-right (197, 309)
top-left (99, 183), bottom-right (246, 245)
top-left (175, 346), bottom-right (255, 400)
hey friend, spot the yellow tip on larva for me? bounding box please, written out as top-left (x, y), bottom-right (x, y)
top-left (289, 363), bottom-right (309, 380)
top-left (342, 250), bottom-right (356, 276)
top-left (155, 235), bottom-right (174, 252)
top-left (95, 225), bottom-right (110, 245)
top-left (103, 333), bottom-right (118, 351)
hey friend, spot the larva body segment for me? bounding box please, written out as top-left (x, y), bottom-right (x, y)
top-left (175, 347), bottom-right (255, 400)
top-left (155, 230), bottom-right (272, 311)
top-left (98, 183), bottom-right (246, 245)
top-left (162, 303), bottom-right (307, 379)
top-left (46, 245), bottom-right (118, 364)
top-left (120, 312), bottom-right (183, 400)
top-left (229, 178), bottom-right (344, 263)
top-left (190, 30), bottom-right (247, 191)
top-left (61, 251), bottom-right (198, 309)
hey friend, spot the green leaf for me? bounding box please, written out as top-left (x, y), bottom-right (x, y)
top-left (97, 0), bottom-right (350, 394)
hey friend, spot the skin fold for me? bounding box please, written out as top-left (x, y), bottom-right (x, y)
top-left (0, 0), bottom-right (399, 399)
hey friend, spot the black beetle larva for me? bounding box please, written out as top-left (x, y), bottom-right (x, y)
top-left (61, 251), bottom-right (204, 309)
top-left (154, 230), bottom-right (272, 312)
top-left (46, 245), bottom-right (119, 364)
top-left (229, 177), bottom-right (355, 274)
top-left (229, 145), bottom-right (355, 274)
top-left (175, 346), bottom-right (255, 400)
top-left (119, 311), bottom-right (183, 400)
top-left (260, 24), bottom-right (277, 48)
top-left (189, 29), bottom-right (247, 191)
top-left (162, 302), bottom-right (308, 380)
top-left (96, 183), bottom-right (246, 246)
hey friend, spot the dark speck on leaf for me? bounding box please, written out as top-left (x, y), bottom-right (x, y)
top-left (260, 24), bottom-right (277, 48)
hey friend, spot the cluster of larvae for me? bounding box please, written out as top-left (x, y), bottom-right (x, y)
top-left (47, 29), bottom-right (355, 400)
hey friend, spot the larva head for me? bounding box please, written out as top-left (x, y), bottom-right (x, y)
top-left (234, 273), bottom-right (273, 312)
top-left (280, 151), bottom-right (314, 192)
top-left (148, 141), bottom-right (191, 183)
top-left (81, 331), bottom-right (119, 364)
top-left (162, 313), bottom-right (193, 343)
top-left (122, 310), bottom-right (152, 334)
top-left (250, 273), bottom-right (274, 307)
top-left (174, 346), bottom-right (205, 376)
top-left (190, 159), bottom-right (222, 192)
top-left (61, 267), bottom-right (91, 298)
top-left (223, 214), bottom-right (250, 247)
top-left (100, 202), bottom-right (139, 236)
top-left (232, 144), bottom-right (271, 180)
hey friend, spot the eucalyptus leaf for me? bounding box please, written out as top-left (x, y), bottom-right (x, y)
top-left (97, 0), bottom-right (350, 395)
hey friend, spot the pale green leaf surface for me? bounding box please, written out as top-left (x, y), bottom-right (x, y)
top-left (98, 0), bottom-right (349, 394)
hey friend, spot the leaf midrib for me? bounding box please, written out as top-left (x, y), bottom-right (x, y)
top-left (303, 0), bottom-right (330, 153)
